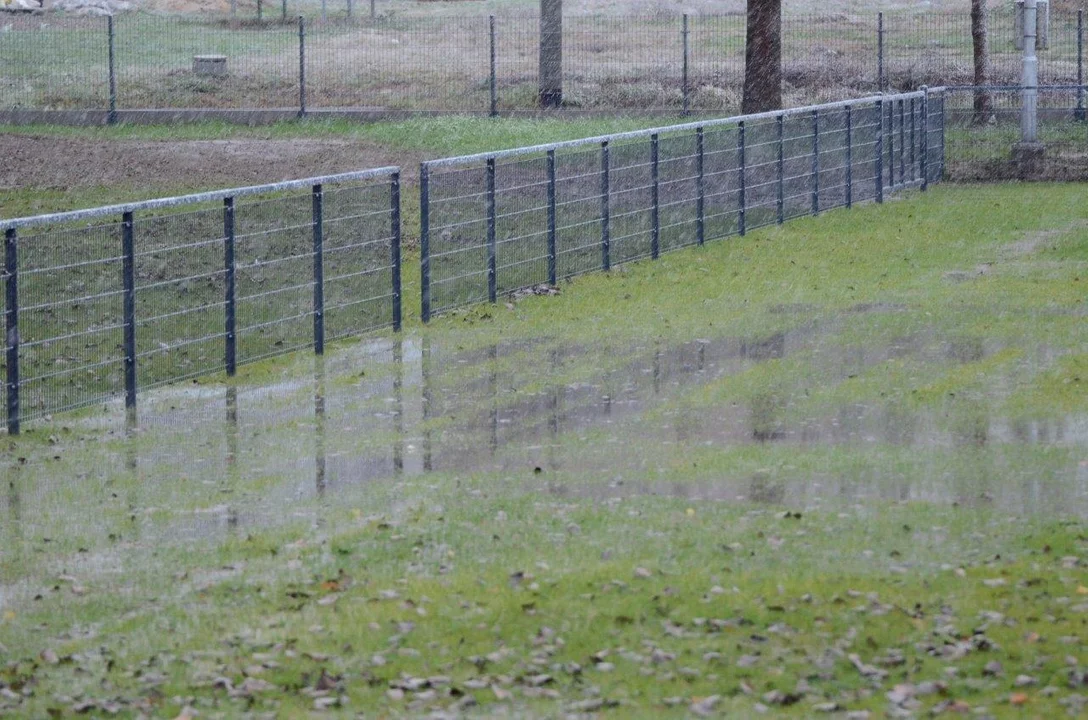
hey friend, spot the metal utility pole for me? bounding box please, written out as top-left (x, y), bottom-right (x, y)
top-left (1013, 0), bottom-right (1044, 176)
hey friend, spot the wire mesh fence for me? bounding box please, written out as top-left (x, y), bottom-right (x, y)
top-left (419, 89), bottom-right (944, 322)
top-left (1, 167), bottom-right (401, 433)
top-left (1, 10), bottom-right (1084, 116)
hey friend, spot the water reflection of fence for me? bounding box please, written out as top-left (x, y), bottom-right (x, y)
top-left (1, 167), bottom-right (402, 433)
top-left (419, 89), bottom-right (945, 321)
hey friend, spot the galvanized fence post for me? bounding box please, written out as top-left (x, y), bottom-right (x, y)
top-left (600, 141), bottom-right (610, 271)
top-left (920, 87), bottom-right (929, 191)
top-left (370, 0), bottom-right (375, 20)
top-left (898, 98), bottom-right (905, 185)
top-left (776, 114), bottom-right (784, 224)
top-left (281, 0), bottom-right (287, 22)
top-left (122, 211), bottom-right (136, 415)
top-left (875, 98), bottom-right (884, 203)
top-left (811, 108), bottom-right (819, 215)
top-left (390, 172), bottom-right (402, 332)
top-left (312, 184), bottom-right (324, 354)
top-left (546, 149), bottom-right (557, 284)
top-left (4, 228), bottom-right (18, 436)
top-left (681, 14), bottom-right (690, 117)
top-left (420, 163), bottom-right (431, 323)
top-left (737, 120), bottom-right (746, 236)
top-left (321, 0), bottom-right (327, 23)
top-left (886, 100), bottom-right (894, 188)
top-left (696, 126), bottom-right (705, 246)
top-left (938, 90), bottom-right (946, 181)
top-left (878, 11), bottom-right (885, 92)
top-left (298, 16), bottom-right (306, 118)
top-left (107, 16), bottom-right (117, 125)
top-left (650, 133), bottom-right (659, 259)
top-left (224, 197), bottom-right (237, 376)
top-left (257, 0), bottom-right (263, 22)
top-left (909, 96), bottom-right (916, 181)
top-left (1078, 10), bottom-right (1085, 121)
top-left (489, 16), bottom-right (498, 117)
top-left (486, 158), bottom-right (497, 303)
top-left (845, 104), bottom-right (853, 207)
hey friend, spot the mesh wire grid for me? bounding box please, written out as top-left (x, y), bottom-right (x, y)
top-left (421, 91), bottom-right (943, 321)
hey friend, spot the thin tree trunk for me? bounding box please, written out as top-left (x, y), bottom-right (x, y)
top-left (972, 0), bottom-right (992, 124)
top-left (743, 0), bottom-right (782, 114)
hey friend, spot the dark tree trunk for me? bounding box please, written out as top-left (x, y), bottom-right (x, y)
top-left (539, 0), bottom-right (563, 108)
top-left (743, 0), bottom-right (782, 114)
top-left (971, 0), bottom-right (992, 124)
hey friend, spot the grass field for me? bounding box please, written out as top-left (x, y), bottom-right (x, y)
top-left (1, 181), bottom-right (1086, 717)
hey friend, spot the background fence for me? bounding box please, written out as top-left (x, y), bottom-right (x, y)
top-left (1, 167), bottom-right (402, 433)
top-left (0, 9), bottom-right (1083, 116)
top-left (419, 89), bottom-right (944, 321)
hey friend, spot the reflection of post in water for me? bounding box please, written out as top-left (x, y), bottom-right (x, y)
top-left (421, 336), bottom-right (433, 472)
top-left (392, 339), bottom-right (404, 475)
top-left (488, 344), bottom-right (499, 456)
top-left (314, 357), bottom-right (327, 497)
top-left (225, 384), bottom-right (239, 532)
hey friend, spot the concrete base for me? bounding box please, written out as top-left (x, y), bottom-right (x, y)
top-left (1012, 141), bottom-right (1046, 179)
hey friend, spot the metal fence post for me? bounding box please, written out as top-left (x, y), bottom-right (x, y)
top-left (776, 114), bottom-right (784, 224)
top-left (298, 17), bottom-right (306, 118)
top-left (875, 98), bottom-right (884, 202)
top-left (811, 108), bottom-right (819, 215)
top-left (898, 98), bottom-right (905, 185)
top-left (1078, 10), bottom-right (1085, 121)
top-left (312, 184), bottom-right (324, 354)
top-left (321, 0), bottom-right (327, 23)
top-left (107, 16), bottom-right (117, 125)
top-left (886, 100), bottom-right (894, 188)
top-left (650, 133), bottom-right (660, 259)
top-left (370, 0), bottom-right (375, 21)
top-left (546, 149), bottom-right (557, 284)
top-left (489, 16), bottom-right (498, 117)
top-left (390, 172), bottom-right (402, 332)
top-left (878, 12), bottom-right (885, 92)
top-left (600, 141), bottom-right (610, 271)
top-left (696, 126), bottom-right (705, 245)
top-left (939, 91), bottom-right (946, 181)
top-left (122, 211), bottom-right (136, 415)
top-left (909, 96), bottom-right (916, 181)
top-left (224, 197), bottom-right (236, 376)
top-left (282, 0), bottom-right (287, 22)
top-left (737, 121), bottom-right (746, 236)
top-left (4, 228), bottom-right (18, 436)
top-left (845, 104), bottom-right (853, 207)
top-left (347, 0), bottom-right (352, 19)
top-left (921, 87), bottom-right (929, 190)
top-left (682, 14), bottom-right (690, 117)
top-left (486, 158), bottom-right (497, 303)
top-left (420, 163), bottom-right (431, 323)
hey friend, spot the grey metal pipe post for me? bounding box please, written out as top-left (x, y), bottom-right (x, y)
top-left (282, 0), bottom-right (286, 22)
top-left (321, 0), bottom-right (326, 23)
top-left (737, 121), bottom-right (746, 236)
top-left (696, 126), bottom-right (704, 245)
top-left (224, 197), bottom-right (236, 376)
top-left (921, 87), bottom-right (929, 190)
top-left (875, 99), bottom-right (884, 202)
top-left (776, 114), bottom-right (784, 224)
top-left (312, 184), bottom-right (324, 355)
top-left (845, 104), bottom-right (853, 208)
top-left (682, 14), bottom-right (690, 117)
top-left (347, 0), bottom-right (353, 20)
top-left (489, 16), bottom-right (498, 117)
top-left (886, 101), bottom-right (894, 188)
top-left (257, 0), bottom-right (262, 22)
top-left (370, 0), bottom-right (375, 20)
top-left (122, 211), bottom-right (136, 414)
top-left (546, 149), bottom-right (557, 284)
top-left (1022, 0), bottom-right (1039, 143)
top-left (390, 172), bottom-right (402, 332)
top-left (878, 12), bottom-right (885, 92)
top-left (4, 228), bottom-right (18, 435)
top-left (107, 16), bottom-right (117, 125)
top-left (1078, 10), bottom-right (1085, 121)
top-left (420, 164), bottom-right (431, 322)
top-left (811, 108), bottom-right (819, 215)
top-left (898, 98), bottom-right (905, 185)
top-left (486, 158), bottom-right (497, 303)
top-left (600, 141), bottom-right (610, 271)
top-left (650, 134), bottom-right (660, 259)
top-left (909, 96), bottom-right (916, 181)
top-left (298, 17), bottom-right (306, 118)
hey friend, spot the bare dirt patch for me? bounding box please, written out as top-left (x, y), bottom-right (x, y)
top-left (0, 133), bottom-right (414, 195)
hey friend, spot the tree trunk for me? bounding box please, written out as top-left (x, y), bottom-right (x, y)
top-left (971, 0), bottom-right (992, 124)
top-left (539, 0), bottom-right (563, 108)
top-left (742, 0), bottom-right (782, 114)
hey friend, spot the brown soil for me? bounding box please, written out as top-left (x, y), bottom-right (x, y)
top-left (0, 133), bottom-right (414, 194)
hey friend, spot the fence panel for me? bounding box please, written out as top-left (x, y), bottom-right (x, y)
top-left (420, 90), bottom-right (941, 322)
top-left (1, 167), bottom-right (400, 433)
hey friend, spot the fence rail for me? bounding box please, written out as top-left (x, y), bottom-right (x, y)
top-left (0, 10), bottom-right (1083, 117)
top-left (1, 167), bottom-right (402, 433)
top-left (419, 89), bottom-right (945, 322)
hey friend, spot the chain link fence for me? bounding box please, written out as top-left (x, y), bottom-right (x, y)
top-left (1, 167), bottom-right (402, 433)
top-left (419, 89), bottom-right (944, 321)
top-left (1, 10), bottom-right (1084, 116)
